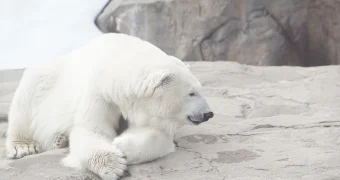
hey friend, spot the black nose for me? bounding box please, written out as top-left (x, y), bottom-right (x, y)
top-left (203, 112), bottom-right (214, 121)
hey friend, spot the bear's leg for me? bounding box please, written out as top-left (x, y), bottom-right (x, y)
top-left (5, 107), bottom-right (40, 159)
top-left (113, 127), bottom-right (176, 165)
top-left (5, 69), bottom-right (55, 159)
top-left (61, 97), bottom-right (127, 180)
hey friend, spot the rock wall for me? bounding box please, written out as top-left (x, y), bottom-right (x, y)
top-left (96, 0), bottom-right (340, 66)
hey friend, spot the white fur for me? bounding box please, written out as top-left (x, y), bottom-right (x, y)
top-left (5, 33), bottom-right (212, 180)
top-left (113, 127), bottom-right (176, 165)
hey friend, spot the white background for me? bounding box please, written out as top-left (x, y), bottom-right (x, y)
top-left (0, 0), bottom-right (108, 70)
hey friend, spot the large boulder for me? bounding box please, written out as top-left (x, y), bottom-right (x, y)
top-left (96, 0), bottom-right (340, 66)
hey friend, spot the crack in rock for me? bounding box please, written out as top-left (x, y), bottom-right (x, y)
top-left (225, 132), bottom-right (271, 137)
top-left (252, 123), bottom-right (340, 131)
top-left (285, 164), bottom-right (306, 168)
top-left (246, 167), bottom-right (269, 171)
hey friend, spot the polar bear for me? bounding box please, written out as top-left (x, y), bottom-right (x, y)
top-left (5, 33), bottom-right (214, 180)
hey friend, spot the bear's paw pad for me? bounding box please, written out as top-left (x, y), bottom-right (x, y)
top-left (53, 133), bottom-right (69, 149)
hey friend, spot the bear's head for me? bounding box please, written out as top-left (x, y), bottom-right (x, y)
top-left (132, 60), bottom-right (214, 128)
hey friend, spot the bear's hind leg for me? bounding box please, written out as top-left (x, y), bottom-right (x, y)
top-left (5, 112), bottom-right (40, 159)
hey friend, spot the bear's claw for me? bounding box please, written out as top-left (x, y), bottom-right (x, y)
top-left (90, 149), bottom-right (128, 180)
top-left (6, 140), bottom-right (40, 159)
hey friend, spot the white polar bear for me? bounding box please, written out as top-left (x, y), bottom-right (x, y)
top-left (5, 33), bottom-right (214, 180)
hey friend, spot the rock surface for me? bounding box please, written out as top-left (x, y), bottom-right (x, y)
top-left (96, 0), bottom-right (340, 66)
top-left (0, 69), bottom-right (23, 123)
top-left (1, 62), bottom-right (340, 180)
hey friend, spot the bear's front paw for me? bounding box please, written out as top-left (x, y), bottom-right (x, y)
top-left (6, 140), bottom-right (40, 159)
top-left (90, 150), bottom-right (128, 180)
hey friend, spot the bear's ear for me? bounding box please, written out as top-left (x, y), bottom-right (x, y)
top-left (135, 70), bottom-right (174, 97)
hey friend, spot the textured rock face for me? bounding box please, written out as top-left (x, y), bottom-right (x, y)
top-left (1, 62), bottom-right (340, 179)
top-left (96, 0), bottom-right (340, 66)
top-left (0, 69), bottom-right (23, 123)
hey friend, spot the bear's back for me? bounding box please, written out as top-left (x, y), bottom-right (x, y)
top-left (61, 33), bottom-right (181, 78)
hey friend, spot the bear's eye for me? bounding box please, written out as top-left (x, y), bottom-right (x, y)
top-left (189, 92), bottom-right (196, 96)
